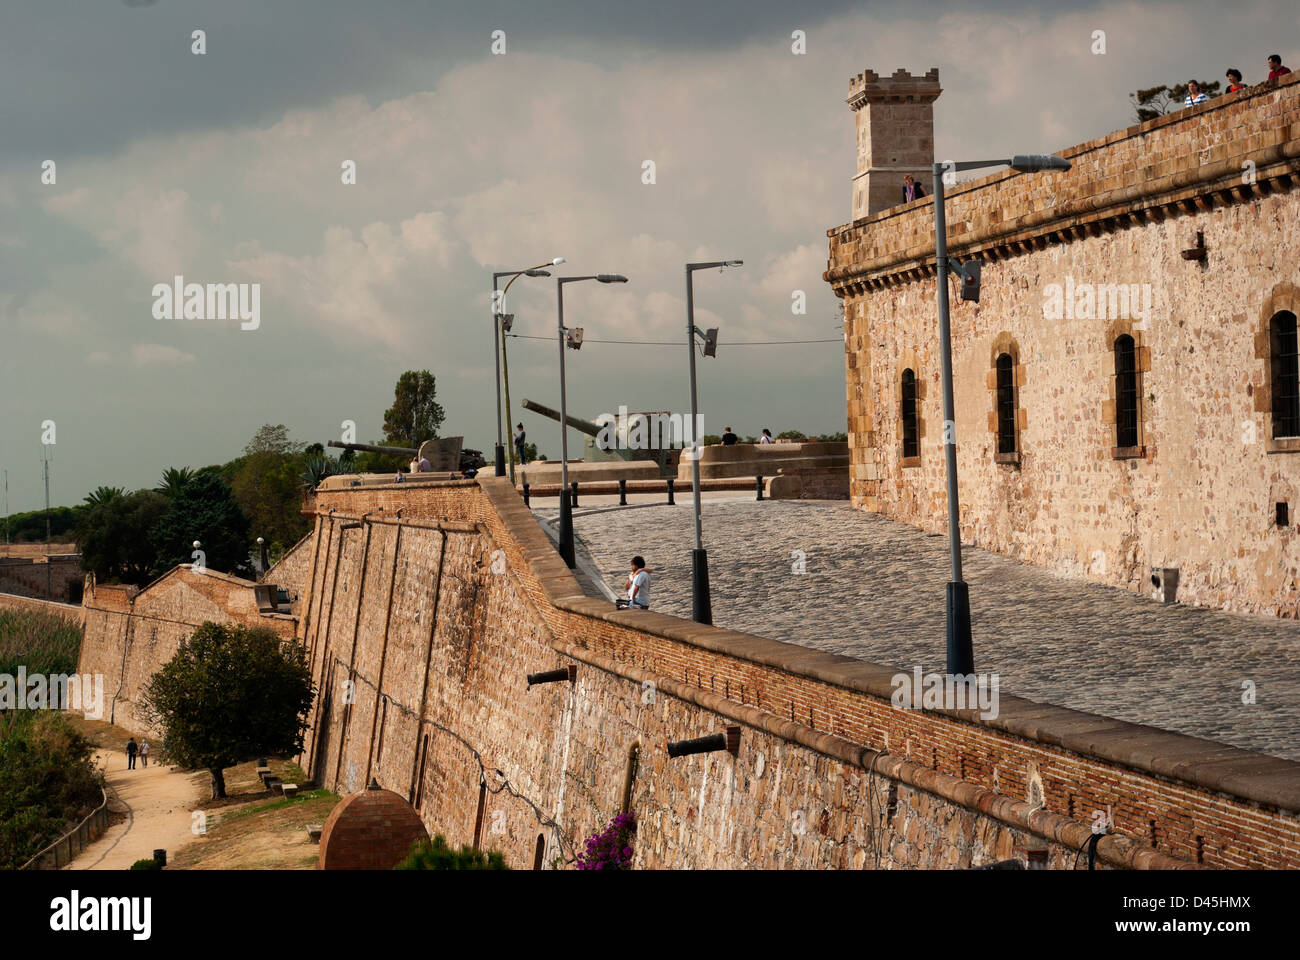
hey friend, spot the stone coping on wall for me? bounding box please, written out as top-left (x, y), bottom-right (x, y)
top-left (825, 72), bottom-right (1300, 293)
top-left (82, 563), bottom-right (297, 625)
top-left (451, 477), bottom-right (1300, 816)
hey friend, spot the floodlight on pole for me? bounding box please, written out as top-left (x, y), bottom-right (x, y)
top-left (555, 274), bottom-right (629, 568)
top-left (684, 259), bottom-right (743, 625)
top-left (931, 152), bottom-right (1071, 676)
top-left (493, 258), bottom-right (566, 480)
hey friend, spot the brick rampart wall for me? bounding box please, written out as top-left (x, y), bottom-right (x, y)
top-left (296, 476), bottom-right (1299, 869)
top-left (78, 567), bottom-right (296, 735)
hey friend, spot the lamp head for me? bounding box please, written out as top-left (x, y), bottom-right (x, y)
top-left (1010, 154), bottom-right (1071, 173)
top-left (552, 257), bottom-right (566, 265)
top-left (596, 274), bottom-right (628, 283)
top-left (524, 269), bottom-right (551, 277)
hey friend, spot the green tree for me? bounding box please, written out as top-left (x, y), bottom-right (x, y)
top-left (0, 712), bottom-right (104, 869)
top-left (149, 468), bottom-right (252, 577)
top-left (139, 622), bottom-right (314, 799)
top-left (76, 489), bottom-right (173, 585)
top-left (395, 834), bottom-right (509, 870)
top-left (83, 486), bottom-right (125, 507)
top-left (229, 426), bottom-right (313, 549)
top-left (382, 370), bottom-right (446, 449)
top-left (1130, 80), bottom-right (1221, 122)
top-left (244, 423), bottom-right (302, 457)
top-left (154, 468), bottom-right (195, 499)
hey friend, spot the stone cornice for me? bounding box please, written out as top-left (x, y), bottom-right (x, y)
top-left (827, 72), bottom-right (1300, 297)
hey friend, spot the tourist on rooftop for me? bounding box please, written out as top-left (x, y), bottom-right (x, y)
top-left (1226, 68), bottom-right (1246, 93)
top-left (1268, 55), bottom-right (1292, 80)
top-left (721, 427), bottom-right (739, 445)
top-left (417, 455), bottom-right (431, 472)
top-left (902, 174), bottom-right (925, 203)
top-left (1183, 81), bottom-right (1208, 107)
top-left (515, 422), bottom-right (527, 465)
top-left (759, 428), bottom-right (774, 444)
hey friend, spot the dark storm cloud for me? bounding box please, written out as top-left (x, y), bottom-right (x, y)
top-left (3, 0), bottom-right (1105, 161)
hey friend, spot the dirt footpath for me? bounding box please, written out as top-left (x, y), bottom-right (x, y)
top-left (65, 747), bottom-right (207, 870)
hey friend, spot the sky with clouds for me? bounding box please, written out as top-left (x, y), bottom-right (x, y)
top-left (1, 0), bottom-right (1294, 513)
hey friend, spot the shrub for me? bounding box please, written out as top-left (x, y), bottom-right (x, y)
top-left (0, 712), bottom-right (103, 869)
top-left (575, 812), bottom-right (636, 870)
top-left (395, 834), bottom-right (508, 870)
top-left (130, 857), bottom-right (161, 870)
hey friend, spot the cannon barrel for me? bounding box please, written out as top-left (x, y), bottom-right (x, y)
top-left (327, 440), bottom-right (418, 457)
top-left (521, 398), bottom-right (608, 440)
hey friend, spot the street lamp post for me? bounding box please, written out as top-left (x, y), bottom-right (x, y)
top-left (685, 260), bottom-right (742, 625)
top-left (932, 154), bottom-right (1070, 675)
top-left (492, 258), bottom-right (565, 478)
top-left (556, 274), bottom-right (628, 568)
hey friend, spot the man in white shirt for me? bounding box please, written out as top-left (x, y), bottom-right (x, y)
top-left (625, 555), bottom-right (650, 610)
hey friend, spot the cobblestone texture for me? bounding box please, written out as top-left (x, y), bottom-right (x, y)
top-left (550, 498), bottom-right (1300, 762)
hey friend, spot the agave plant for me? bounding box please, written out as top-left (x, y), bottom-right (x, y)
top-left (300, 456), bottom-right (353, 490)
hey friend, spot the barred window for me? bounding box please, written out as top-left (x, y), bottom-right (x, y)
top-left (1114, 335), bottom-right (1139, 448)
top-left (996, 353), bottom-right (1016, 455)
top-left (901, 368), bottom-right (919, 459)
top-left (1271, 311), bottom-right (1300, 438)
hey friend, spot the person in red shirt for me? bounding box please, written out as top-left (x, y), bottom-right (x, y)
top-left (1268, 55), bottom-right (1292, 80)
top-left (1225, 68), bottom-right (1246, 93)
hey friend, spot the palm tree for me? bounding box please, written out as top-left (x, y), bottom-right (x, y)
top-left (156, 467), bottom-right (195, 498)
top-left (83, 486), bottom-right (125, 507)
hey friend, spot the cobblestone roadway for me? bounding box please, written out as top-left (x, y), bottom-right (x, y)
top-left (539, 499), bottom-right (1300, 761)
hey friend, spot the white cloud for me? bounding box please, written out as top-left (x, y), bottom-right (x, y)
top-left (132, 343), bottom-right (196, 366)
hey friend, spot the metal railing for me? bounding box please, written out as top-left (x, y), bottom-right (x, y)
top-left (19, 786), bottom-right (111, 870)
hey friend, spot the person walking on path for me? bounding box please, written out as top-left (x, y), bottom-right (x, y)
top-left (139, 739), bottom-right (150, 768)
top-left (126, 737), bottom-right (138, 770)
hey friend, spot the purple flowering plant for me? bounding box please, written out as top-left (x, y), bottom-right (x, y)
top-left (575, 812), bottom-right (637, 870)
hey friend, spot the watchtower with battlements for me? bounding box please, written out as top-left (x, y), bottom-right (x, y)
top-left (847, 67), bottom-right (941, 219)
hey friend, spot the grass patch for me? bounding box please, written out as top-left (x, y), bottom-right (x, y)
top-left (0, 608), bottom-right (82, 676)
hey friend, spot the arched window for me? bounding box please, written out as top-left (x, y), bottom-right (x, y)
top-left (1114, 335), bottom-right (1139, 449)
top-left (995, 353), bottom-right (1016, 455)
top-left (901, 369), bottom-right (919, 459)
top-left (1271, 311), bottom-right (1300, 438)
top-left (533, 834), bottom-right (546, 870)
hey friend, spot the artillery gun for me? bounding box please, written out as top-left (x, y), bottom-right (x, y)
top-left (521, 399), bottom-right (680, 477)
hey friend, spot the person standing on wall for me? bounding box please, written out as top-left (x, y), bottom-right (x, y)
top-left (1268, 54), bottom-right (1292, 79)
top-left (514, 423), bottom-right (527, 466)
top-left (759, 429), bottom-right (774, 444)
top-left (902, 174), bottom-right (925, 202)
top-left (721, 427), bottom-right (739, 446)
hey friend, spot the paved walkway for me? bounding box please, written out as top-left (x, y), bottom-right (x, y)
top-left (64, 749), bottom-right (205, 870)
top-left (537, 498), bottom-right (1300, 762)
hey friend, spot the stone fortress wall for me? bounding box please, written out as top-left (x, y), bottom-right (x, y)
top-left (827, 68), bottom-right (1300, 617)
top-left (77, 474), bottom-right (1297, 869)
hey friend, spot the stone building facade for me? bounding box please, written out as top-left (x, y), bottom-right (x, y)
top-left (826, 67), bottom-right (1300, 617)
